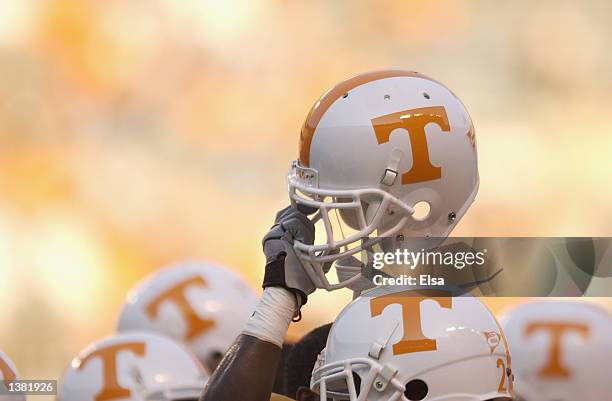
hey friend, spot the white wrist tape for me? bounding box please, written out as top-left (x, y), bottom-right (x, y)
top-left (242, 287), bottom-right (298, 347)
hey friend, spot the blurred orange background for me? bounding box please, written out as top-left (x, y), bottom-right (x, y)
top-left (0, 0), bottom-right (611, 396)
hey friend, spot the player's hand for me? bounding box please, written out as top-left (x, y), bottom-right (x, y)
top-left (262, 205), bottom-right (316, 307)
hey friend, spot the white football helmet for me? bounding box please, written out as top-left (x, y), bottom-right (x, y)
top-left (501, 300), bottom-right (612, 401)
top-left (57, 332), bottom-right (208, 401)
top-left (117, 261), bottom-right (258, 370)
top-left (289, 70), bottom-right (479, 290)
top-left (311, 287), bottom-right (513, 401)
top-left (0, 349), bottom-right (25, 401)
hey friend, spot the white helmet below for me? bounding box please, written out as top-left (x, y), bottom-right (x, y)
top-left (289, 70), bottom-right (479, 290)
top-left (311, 287), bottom-right (513, 401)
top-left (117, 261), bottom-right (259, 371)
top-left (57, 332), bottom-right (208, 401)
top-left (0, 349), bottom-right (25, 401)
top-left (501, 300), bottom-right (612, 401)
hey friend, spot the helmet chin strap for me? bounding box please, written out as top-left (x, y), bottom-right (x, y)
top-left (379, 147), bottom-right (403, 187)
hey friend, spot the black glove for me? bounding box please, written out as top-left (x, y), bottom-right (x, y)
top-left (262, 206), bottom-right (316, 307)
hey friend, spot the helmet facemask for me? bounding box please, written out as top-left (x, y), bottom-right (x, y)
top-left (310, 355), bottom-right (408, 401)
top-left (311, 354), bottom-right (513, 401)
top-left (289, 161), bottom-right (456, 291)
top-left (289, 160), bottom-right (415, 290)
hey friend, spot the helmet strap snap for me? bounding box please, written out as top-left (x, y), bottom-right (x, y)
top-left (380, 148), bottom-right (404, 186)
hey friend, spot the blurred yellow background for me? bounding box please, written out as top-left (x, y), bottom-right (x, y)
top-left (0, 0), bottom-right (611, 396)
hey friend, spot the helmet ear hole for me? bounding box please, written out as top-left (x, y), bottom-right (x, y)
top-left (412, 201), bottom-right (431, 221)
top-left (404, 379), bottom-right (428, 401)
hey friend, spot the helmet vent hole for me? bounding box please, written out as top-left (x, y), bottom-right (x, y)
top-left (412, 201), bottom-right (431, 221)
top-left (423, 92), bottom-right (430, 99)
top-left (404, 379), bottom-right (428, 401)
top-left (384, 94), bottom-right (391, 100)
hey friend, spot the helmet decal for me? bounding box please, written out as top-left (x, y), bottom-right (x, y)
top-left (76, 342), bottom-right (146, 401)
top-left (370, 289), bottom-right (452, 355)
top-left (371, 106), bottom-right (451, 185)
top-left (144, 275), bottom-right (215, 341)
top-left (525, 321), bottom-right (590, 379)
top-left (299, 70), bottom-right (441, 166)
top-left (496, 358), bottom-right (509, 393)
top-left (480, 331), bottom-right (502, 355)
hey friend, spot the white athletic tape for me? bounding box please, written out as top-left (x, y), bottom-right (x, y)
top-left (242, 287), bottom-right (298, 347)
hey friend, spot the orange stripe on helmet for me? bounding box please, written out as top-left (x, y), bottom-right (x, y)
top-left (298, 70), bottom-right (442, 167)
top-left (0, 356), bottom-right (16, 381)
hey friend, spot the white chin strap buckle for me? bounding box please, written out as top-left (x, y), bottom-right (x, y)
top-left (380, 147), bottom-right (403, 186)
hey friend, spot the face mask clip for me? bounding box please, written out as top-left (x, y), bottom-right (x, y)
top-left (373, 365), bottom-right (398, 392)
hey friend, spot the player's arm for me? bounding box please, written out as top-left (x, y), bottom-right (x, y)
top-left (201, 290), bottom-right (293, 401)
top-left (200, 206), bottom-right (315, 401)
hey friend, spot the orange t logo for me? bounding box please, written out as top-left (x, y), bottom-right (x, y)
top-left (78, 342), bottom-right (146, 401)
top-left (525, 321), bottom-right (590, 378)
top-left (371, 106), bottom-right (450, 185)
top-left (370, 290), bottom-right (452, 355)
top-left (0, 356), bottom-right (16, 381)
top-left (145, 276), bottom-right (215, 341)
